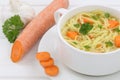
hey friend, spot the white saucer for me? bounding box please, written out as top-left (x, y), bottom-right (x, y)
top-left (38, 26), bottom-right (120, 80)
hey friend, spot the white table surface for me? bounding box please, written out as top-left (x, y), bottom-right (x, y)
top-left (1, 0), bottom-right (120, 80)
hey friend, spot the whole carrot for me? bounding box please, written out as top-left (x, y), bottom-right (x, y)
top-left (11, 0), bottom-right (69, 62)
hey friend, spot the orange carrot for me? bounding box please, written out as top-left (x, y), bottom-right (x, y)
top-left (114, 35), bottom-right (120, 47)
top-left (45, 65), bottom-right (59, 76)
top-left (108, 20), bottom-right (119, 29)
top-left (36, 52), bottom-right (50, 61)
top-left (66, 31), bottom-right (78, 39)
top-left (40, 58), bottom-right (54, 68)
top-left (82, 17), bottom-right (94, 24)
top-left (36, 51), bottom-right (59, 76)
top-left (11, 0), bottom-right (69, 62)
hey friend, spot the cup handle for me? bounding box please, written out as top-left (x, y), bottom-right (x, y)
top-left (54, 8), bottom-right (68, 23)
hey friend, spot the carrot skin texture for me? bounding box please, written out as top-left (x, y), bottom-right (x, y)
top-left (11, 0), bottom-right (69, 62)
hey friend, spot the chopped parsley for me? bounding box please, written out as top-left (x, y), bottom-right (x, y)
top-left (104, 12), bottom-right (110, 18)
top-left (98, 24), bottom-right (102, 29)
top-left (79, 23), bottom-right (93, 35)
top-left (73, 42), bottom-right (77, 45)
top-left (74, 23), bottom-right (80, 28)
top-left (92, 15), bottom-right (99, 20)
top-left (84, 45), bottom-right (91, 50)
top-left (113, 28), bottom-right (120, 32)
top-left (105, 41), bottom-right (113, 47)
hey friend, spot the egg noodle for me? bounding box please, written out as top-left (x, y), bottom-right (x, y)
top-left (61, 10), bottom-right (120, 53)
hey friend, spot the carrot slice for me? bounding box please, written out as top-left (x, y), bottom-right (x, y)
top-left (66, 31), bottom-right (78, 39)
top-left (11, 0), bottom-right (69, 62)
top-left (82, 17), bottom-right (94, 24)
top-left (40, 58), bottom-right (54, 68)
top-left (45, 65), bottom-right (59, 76)
top-left (36, 52), bottom-right (51, 61)
top-left (114, 35), bottom-right (120, 47)
top-left (108, 20), bottom-right (119, 29)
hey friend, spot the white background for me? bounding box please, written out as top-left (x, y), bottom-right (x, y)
top-left (0, 0), bottom-right (120, 80)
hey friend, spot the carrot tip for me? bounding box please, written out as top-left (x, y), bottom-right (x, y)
top-left (11, 40), bottom-right (24, 63)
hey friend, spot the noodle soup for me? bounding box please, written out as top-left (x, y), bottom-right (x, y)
top-left (55, 6), bottom-right (120, 76)
top-left (61, 10), bottom-right (120, 53)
